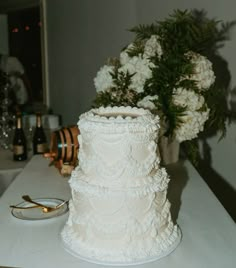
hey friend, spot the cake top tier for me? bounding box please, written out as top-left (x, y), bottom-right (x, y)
top-left (78, 106), bottom-right (160, 134)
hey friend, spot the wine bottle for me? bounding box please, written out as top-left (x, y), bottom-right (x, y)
top-left (13, 114), bottom-right (27, 161)
top-left (33, 113), bottom-right (48, 154)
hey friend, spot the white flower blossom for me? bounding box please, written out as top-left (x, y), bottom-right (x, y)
top-left (119, 56), bottom-right (154, 93)
top-left (137, 95), bottom-right (159, 110)
top-left (94, 65), bottom-right (115, 92)
top-left (94, 45), bottom-right (213, 143)
top-left (186, 51), bottom-right (215, 91)
top-left (172, 87), bottom-right (204, 111)
top-left (120, 43), bottom-right (135, 65)
top-left (144, 35), bottom-right (163, 59)
top-left (172, 87), bottom-right (209, 142)
top-left (174, 109), bottom-right (210, 142)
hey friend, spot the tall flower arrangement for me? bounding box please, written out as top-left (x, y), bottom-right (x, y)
top-left (93, 10), bottom-right (235, 163)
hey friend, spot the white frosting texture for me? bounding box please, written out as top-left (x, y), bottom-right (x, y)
top-left (61, 106), bottom-right (181, 265)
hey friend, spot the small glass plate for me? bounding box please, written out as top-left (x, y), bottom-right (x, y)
top-left (11, 198), bottom-right (68, 221)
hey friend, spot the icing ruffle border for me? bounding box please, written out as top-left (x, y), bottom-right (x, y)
top-left (70, 167), bottom-right (170, 195)
top-left (78, 106), bottom-right (160, 134)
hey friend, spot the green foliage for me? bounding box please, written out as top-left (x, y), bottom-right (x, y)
top-left (130, 9), bottom-right (236, 55)
top-left (182, 139), bottom-right (201, 166)
top-left (93, 69), bottom-right (140, 108)
top-left (125, 40), bottom-right (145, 57)
top-left (130, 9), bottom-right (234, 139)
top-left (93, 9), bottom-right (235, 164)
top-left (130, 23), bottom-right (159, 41)
top-left (203, 83), bottom-right (229, 139)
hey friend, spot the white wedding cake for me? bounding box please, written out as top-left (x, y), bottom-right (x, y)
top-left (61, 106), bottom-right (181, 265)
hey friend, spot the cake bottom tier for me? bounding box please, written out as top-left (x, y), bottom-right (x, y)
top-left (61, 222), bottom-right (181, 266)
top-left (61, 174), bottom-right (181, 265)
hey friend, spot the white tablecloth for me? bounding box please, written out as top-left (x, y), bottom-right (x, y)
top-left (0, 156), bottom-right (235, 268)
top-left (0, 149), bottom-right (29, 195)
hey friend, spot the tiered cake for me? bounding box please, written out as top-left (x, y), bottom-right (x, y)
top-left (61, 106), bottom-right (181, 265)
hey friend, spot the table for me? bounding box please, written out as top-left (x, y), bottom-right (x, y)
top-left (0, 156), bottom-right (235, 268)
top-left (0, 149), bottom-right (29, 196)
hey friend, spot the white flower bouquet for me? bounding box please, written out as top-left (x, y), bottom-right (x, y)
top-left (93, 10), bottom-right (234, 163)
